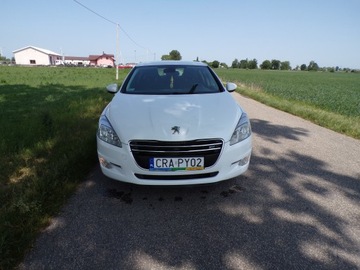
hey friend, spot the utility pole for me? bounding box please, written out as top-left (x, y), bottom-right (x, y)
top-left (116, 23), bottom-right (119, 80)
top-left (60, 47), bottom-right (65, 64)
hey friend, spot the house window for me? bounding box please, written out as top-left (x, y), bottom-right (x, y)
top-left (30, 60), bottom-right (36, 64)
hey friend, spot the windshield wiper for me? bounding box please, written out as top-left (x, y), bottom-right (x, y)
top-left (188, 84), bottom-right (198, 94)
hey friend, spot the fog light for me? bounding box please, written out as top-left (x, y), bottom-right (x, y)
top-left (99, 156), bottom-right (112, 169)
top-left (238, 155), bottom-right (250, 166)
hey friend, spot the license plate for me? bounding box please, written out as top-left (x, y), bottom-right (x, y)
top-left (149, 157), bottom-right (204, 171)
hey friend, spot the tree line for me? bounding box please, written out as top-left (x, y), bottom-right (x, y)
top-left (0, 54), bottom-right (15, 64)
top-left (231, 58), bottom-right (317, 71)
top-left (159, 50), bottom-right (357, 72)
top-left (230, 58), bottom-right (356, 72)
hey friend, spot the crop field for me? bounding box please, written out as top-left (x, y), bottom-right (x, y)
top-left (216, 69), bottom-right (360, 139)
top-left (0, 65), bottom-right (359, 269)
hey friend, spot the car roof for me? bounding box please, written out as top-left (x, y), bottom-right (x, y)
top-left (135, 61), bottom-right (207, 67)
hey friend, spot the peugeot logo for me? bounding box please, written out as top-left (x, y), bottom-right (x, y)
top-left (171, 126), bottom-right (180, 134)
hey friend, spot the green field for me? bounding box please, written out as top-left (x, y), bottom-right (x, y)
top-left (216, 69), bottom-right (360, 138)
top-left (0, 66), bottom-right (359, 269)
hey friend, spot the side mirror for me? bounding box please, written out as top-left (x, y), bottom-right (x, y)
top-left (225, 82), bottom-right (237, 92)
top-left (106, 83), bottom-right (118, 93)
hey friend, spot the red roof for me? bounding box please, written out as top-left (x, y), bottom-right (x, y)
top-left (89, 53), bottom-right (115, 61)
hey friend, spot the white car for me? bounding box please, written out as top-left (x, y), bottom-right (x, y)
top-left (97, 61), bottom-right (252, 185)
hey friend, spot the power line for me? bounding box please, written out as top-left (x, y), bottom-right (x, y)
top-left (73, 0), bottom-right (117, 25)
top-left (73, 0), bottom-right (150, 52)
top-left (119, 25), bottom-right (149, 52)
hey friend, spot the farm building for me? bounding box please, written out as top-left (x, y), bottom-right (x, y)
top-left (13, 46), bottom-right (61, 66)
top-left (63, 56), bottom-right (90, 66)
top-left (13, 46), bottom-right (115, 67)
top-left (61, 53), bottom-right (115, 67)
top-left (89, 53), bottom-right (115, 67)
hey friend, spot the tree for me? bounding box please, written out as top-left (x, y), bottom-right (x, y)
top-left (308, 60), bottom-right (319, 71)
top-left (231, 58), bottom-right (239, 68)
top-left (239, 59), bottom-right (248, 69)
top-left (280, 61), bottom-right (291, 70)
top-left (260, 60), bottom-right (271, 70)
top-left (169, 50), bottom-right (181, 60)
top-left (300, 64), bottom-right (307, 71)
top-left (271, 59), bottom-right (281, 70)
top-left (220, 62), bottom-right (228, 69)
top-left (248, 59), bottom-right (258, 69)
top-left (0, 54), bottom-right (11, 63)
top-left (161, 50), bottom-right (182, 60)
top-left (161, 54), bottom-right (170, 60)
top-left (212, 60), bottom-right (220, 68)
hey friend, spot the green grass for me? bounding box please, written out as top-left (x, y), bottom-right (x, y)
top-left (0, 66), bottom-right (129, 270)
top-left (216, 69), bottom-right (360, 139)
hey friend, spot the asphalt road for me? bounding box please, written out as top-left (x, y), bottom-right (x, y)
top-left (19, 93), bottom-right (360, 270)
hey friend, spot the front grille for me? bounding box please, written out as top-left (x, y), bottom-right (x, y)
top-left (129, 139), bottom-right (223, 169)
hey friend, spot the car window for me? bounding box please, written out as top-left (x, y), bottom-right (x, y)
top-left (123, 65), bottom-right (222, 94)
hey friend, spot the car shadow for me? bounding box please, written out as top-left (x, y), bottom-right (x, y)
top-left (251, 118), bottom-right (309, 143)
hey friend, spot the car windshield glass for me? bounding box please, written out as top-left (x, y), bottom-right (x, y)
top-left (123, 65), bottom-right (222, 94)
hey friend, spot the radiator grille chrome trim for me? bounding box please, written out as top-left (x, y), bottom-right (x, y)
top-left (130, 139), bottom-right (223, 170)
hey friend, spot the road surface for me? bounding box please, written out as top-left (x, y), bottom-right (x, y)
top-left (19, 93), bottom-right (360, 270)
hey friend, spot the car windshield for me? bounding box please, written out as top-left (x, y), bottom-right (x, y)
top-left (122, 65), bottom-right (223, 95)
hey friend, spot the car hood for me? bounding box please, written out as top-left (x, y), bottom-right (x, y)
top-left (105, 92), bottom-right (243, 144)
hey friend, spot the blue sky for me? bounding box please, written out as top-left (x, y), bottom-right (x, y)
top-left (1, 0), bottom-right (360, 68)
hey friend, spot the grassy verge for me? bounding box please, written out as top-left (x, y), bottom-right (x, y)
top-left (217, 69), bottom-right (360, 139)
top-left (234, 86), bottom-right (360, 139)
top-left (0, 66), bottom-right (129, 269)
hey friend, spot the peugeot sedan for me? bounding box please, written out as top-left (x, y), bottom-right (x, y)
top-left (97, 61), bottom-right (252, 185)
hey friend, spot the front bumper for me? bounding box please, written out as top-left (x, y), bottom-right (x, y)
top-left (96, 136), bottom-right (252, 185)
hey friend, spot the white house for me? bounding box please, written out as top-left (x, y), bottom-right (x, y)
top-left (13, 46), bottom-right (61, 66)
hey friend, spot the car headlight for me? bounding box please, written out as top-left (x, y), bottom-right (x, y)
top-left (97, 115), bottom-right (122, 147)
top-left (230, 112), bottom-right (251, 145)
